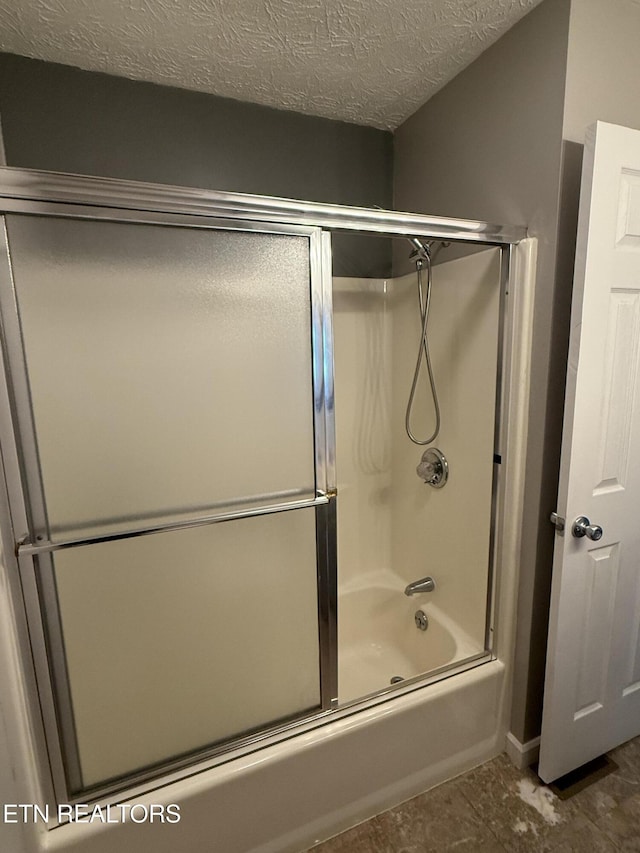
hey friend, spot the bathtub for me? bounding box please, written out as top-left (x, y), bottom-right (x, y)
top-left (38, 657), bottom-right (508, 853)
top-left (338, 570), bottom-right (482, 703)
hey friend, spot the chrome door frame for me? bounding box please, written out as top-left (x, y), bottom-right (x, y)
top-left (0, 166), bottom-right (526, 811)
top-left (0, 167), bottom-right (526, 244)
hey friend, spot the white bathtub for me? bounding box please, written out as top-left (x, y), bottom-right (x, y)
top-left (338, 570), bottom-right (481, 703)
top-left (39, 658), bottom-right (508, 853)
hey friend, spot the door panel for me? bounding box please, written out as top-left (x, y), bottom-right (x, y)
top-left (7, 215), bottom-right (316, 540)
top-left (540, 122), bottom-right (640, 782)
top-left (49, 508), bottom-right (321, 789)
top-left (0, 208), bottom-right (334, 798)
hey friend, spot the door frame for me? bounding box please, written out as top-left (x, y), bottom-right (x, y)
top-left (0, 200), bottom-right (337, 803)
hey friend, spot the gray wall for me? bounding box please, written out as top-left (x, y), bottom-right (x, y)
top-left (564, 0), bottom-right (640, 143)
top-left (394, 0), bottom-right (572, 744)
top-left (0, 53), bottom-right (393, 277)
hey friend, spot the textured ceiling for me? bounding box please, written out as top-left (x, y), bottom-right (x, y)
top-left (0, 0), bottom-right (543, 130)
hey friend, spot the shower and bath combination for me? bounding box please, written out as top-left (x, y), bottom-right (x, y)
top-left (405, 236), bottom-right (449, 488)
top-left (0, 166), bottom-right (520, 840)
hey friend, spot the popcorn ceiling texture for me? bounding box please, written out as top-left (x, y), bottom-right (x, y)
top-left (0, 0), bottom-right (542, 129)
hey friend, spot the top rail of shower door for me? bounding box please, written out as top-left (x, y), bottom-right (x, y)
top-left (0, 168), bottom-right (527, 245)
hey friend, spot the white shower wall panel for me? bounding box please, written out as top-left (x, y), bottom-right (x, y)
top-left (333, 277), bottom-right (393, 589)
top-left (389, 249), bottom-right (501, 652)
top-left (334, 248), bottom-right (501, 696)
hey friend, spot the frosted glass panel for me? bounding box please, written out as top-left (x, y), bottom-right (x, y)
top-left (7, 215), bottom-right (315, 538)
top-left (51, 508), bottom-right (320, 788)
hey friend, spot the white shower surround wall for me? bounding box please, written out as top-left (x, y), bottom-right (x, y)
top-left (0, 240), bottom-right (536, 853)
top-left (334, 250), bottom-right (501, 703)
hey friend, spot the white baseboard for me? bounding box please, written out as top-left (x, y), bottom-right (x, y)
top-left (505, 731), bottom-right (540, 770)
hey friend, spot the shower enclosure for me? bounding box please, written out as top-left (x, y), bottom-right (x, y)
top-left (334, 246), bottom-right (502, 702)
top-left (0, 168), bottom-right (527, 817)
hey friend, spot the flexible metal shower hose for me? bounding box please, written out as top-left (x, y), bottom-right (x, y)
top-left (405, 254), bottom-right (441, 445)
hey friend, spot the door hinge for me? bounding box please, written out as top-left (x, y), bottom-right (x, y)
top-left (550, 511), bottom-right (565, 534)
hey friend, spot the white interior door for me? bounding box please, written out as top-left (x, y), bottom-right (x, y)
top-left (539, 121), bottom-right (640, 782)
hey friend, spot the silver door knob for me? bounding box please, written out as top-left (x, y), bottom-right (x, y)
top-left (572, 516), bottom-right (603, 541)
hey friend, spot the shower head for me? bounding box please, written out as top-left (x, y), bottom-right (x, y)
top-left (406, 237), bottom-right (452, 263)
top-left (406, 236), bottom-right (431, 261)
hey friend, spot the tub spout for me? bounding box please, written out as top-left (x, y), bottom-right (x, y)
top-left (404, 576), bottom-right (435, 596)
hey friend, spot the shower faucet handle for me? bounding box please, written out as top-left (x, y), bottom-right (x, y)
top-left (417, 459), bottom-right (436, 478)
top-left (416, 448), bottom-right (449, 488)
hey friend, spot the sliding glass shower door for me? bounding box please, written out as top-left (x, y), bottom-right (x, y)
top-left (0, 210), bottom-right (336, 795)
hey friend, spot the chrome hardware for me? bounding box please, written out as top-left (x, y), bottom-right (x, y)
top-left (572, 516), bottom-right (603, 541)
top-left (17, 493), bottom-right (330, 556)
top-left (416, 448), bottom-right (448, 488)
top-left (550, 512), bottom-right (565, 534)
top-left (414, 610), bottom-right (429, 631)
top-left (404, 576), bottom-right (436, 596)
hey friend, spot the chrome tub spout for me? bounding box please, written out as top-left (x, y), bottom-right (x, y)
top-left (404, 576), bottom-right (435, 596)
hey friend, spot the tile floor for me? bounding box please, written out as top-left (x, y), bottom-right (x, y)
top-left (307, 736), bottom-right (640, 852)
